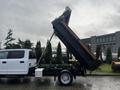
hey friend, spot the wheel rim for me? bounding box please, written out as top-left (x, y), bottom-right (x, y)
top-left (60, 73), bottom-right (71, 84)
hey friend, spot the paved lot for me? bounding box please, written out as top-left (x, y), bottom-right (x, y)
top-left (0, 76), bottom-right (120, 90)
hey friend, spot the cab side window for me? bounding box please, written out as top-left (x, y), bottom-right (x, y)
top-left (29, 51), bottom-right (36, 59)
top-left (0, 51), bottom-right (24, 59)
top-left (7, 51), bottom-right (24, 59)
top-left (0, 51), bottom-right (8, 59)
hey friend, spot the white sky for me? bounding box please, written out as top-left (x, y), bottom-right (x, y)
top-left (0, 0), bottom-right (120, 47)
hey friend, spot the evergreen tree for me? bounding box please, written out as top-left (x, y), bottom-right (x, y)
top-left (65, 48), bottom-right (69, 64)
top-left (35, 41), bottom-right (42, 62)
top-left (4, 29), bottom-right (15, 49)
top-left (23, 40), bottom-right (33, 49)
top-left (17, 39), bottom-right (33, 49)
top-left (11, 43), bottom-right (21, 49)
top-left (56, 42), bottom-right (62, 64)
top-left (106, 47), bottom-right (112, 64)
top-left (44, 40), bottom-right (52, 64)
top-left (96, 45), bottom-right (101, 60)
top-left (117, 47), bottom-right (120, 60)
top-left (17, 38), bottom-right (24, 48)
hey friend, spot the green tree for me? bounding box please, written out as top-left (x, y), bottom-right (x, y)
top-left (17, 38), bottom-right (24, 48)
top-left (11, 43), bottom-right (21, 49)
top-left (35, 41), bottom-right (42, 62)
top-left (44, 40), bottom-right (52, 64)
top-left (96, 45), bottom-right (101, 60)
top-left (65, 48), bottom-right (69, 64)
top-left (4, 29), bottom-right (15, 49)
top-left (106, 47), bottom-right (112, 64)
top-left (17, 39), bottom-right (33, 49)
top-left (23, 40), bottom-right (33, 49)
top-left (56, 42), bottom-right (63, 64)
top-left (117, 47), bottom-right (120, 60)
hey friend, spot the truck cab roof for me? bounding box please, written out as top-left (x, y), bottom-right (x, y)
top-left (0, 49), bottom-right (32, 51)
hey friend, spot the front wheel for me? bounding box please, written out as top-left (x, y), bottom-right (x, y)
top-left (58, 70), bottom-right (73, 85)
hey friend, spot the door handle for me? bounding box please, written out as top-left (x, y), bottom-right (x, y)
top-left (20, 61), bottom-right (24, 63)
top-left (2, 61), bottom-right (7, 64)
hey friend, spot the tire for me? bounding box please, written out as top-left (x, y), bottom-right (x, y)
top-left (58, 70), bottom-right (73, 85)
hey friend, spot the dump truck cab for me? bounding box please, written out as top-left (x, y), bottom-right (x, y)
top-left (0, 49), bottom-right (36, 76)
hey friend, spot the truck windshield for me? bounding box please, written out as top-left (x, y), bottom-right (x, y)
top-left (0, 50), bottom-right (24, 59)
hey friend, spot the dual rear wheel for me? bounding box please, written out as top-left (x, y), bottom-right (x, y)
top-left (58, 70), bottom-right (73, 85)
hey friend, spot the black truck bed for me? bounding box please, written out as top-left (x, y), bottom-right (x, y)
top-left (52, 7), bottom-right (101, 71)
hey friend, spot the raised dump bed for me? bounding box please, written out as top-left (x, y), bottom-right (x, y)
top-left (52, 7), bottom-right (101, 71)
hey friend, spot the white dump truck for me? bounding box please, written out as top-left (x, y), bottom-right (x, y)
top-left (0, 7), bottom-right (101, 85)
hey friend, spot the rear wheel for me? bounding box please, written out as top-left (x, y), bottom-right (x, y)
top-left (58, 70), bottom-right (73, 85)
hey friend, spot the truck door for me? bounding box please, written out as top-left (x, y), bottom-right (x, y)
top-left (29, 51), bottom-right (36, 68)
top-left (0, 51), bottom-right (8, 74)
top-left (7, 50), bottom-right (28, 75)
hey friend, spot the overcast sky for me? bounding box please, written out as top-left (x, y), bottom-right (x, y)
top-left (0, 0), bottom-right (120, 47)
